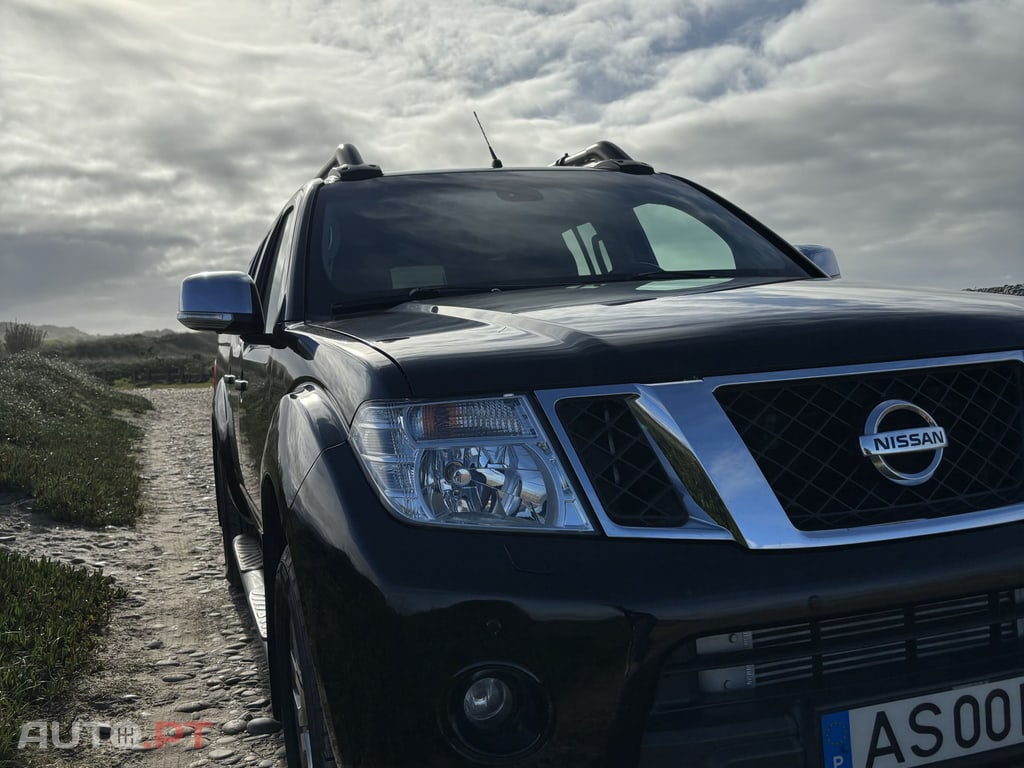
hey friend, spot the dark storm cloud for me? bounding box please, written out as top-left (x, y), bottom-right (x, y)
top-left (0, 230), bottom-right (196, 303)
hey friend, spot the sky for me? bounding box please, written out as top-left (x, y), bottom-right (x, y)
top-left (1, 0), bottom-right (1021, 335)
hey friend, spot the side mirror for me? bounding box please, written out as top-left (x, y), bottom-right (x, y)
top-left (795, 244), bottom-right (841, 278)
top-left (177, 271), bottom-right (265, 334)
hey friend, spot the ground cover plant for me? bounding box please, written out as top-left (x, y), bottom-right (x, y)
top-left (0, 351), bottom-right (149, 762)
top-left (0, 552), bottom-right (125, 765)
top-left (0, 352), bottom-right (151, 526)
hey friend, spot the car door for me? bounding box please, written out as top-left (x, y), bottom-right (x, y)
top-left (217, 235), bottom-right (268, 517)
top-left (234, 206), bottom-right (296, 523)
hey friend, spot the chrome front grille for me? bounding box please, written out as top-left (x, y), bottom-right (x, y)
top-left (714, 360), bottom-right (1024, 530)
top-left (537, 353), bottom-right (1024, 546)
top-left (654, 588), bottom-right (1023, 713)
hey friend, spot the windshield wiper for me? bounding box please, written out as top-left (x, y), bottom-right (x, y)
top-left (613, 269), bottom-right (742, 281)
top-left (406, 285), bottom-right (503, 299)
top-left (594, 268), bottom-right (800, 283)
top-left (331, 280), bottom-right (597, 315)
top-left (330, 295), bottom-right (413, 314)
top-left (331, 285), bottom-right (507, 315)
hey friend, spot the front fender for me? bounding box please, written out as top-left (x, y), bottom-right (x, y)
top-left (280, 444), bottom-right (639, 768)
top-left (261, 382), bottom-right (349, 516)
top-left (260, 382), bottom-right (351, 727)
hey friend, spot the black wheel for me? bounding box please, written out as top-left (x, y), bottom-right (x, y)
top-left (213, 447), bottom-right (242, 587)
top-left (274, 547), bottom-right (339, 768)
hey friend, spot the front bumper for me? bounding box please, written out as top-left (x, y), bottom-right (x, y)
top-left (285, 442), bottom-right (1024, 767)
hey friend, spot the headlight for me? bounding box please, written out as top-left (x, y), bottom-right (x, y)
top-left (351, 396), bottom-right (592, 531)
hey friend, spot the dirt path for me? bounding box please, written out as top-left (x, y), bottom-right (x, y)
top-left (0, 388), bottom-right (286, 768)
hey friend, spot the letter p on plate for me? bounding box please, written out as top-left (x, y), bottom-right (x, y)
top-left (833, 757), bottom-right (846, 768)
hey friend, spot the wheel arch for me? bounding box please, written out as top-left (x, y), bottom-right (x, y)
top-left (260, 381), bottom-right (349, 721)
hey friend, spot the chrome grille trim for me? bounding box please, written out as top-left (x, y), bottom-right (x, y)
top-left (535, 351), bottom-right (1024, 548)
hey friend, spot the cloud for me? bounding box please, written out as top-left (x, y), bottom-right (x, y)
top-left (613, 0), bottom-right (1024, 287)
top-left (0, 0), bottom-right (1020, 334)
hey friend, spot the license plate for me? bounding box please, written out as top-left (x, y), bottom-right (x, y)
top-left (821, 675), bottom-right (1024, 768)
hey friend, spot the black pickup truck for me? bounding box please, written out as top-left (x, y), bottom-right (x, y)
top-left (178, 141), bottom-right (1024, 768)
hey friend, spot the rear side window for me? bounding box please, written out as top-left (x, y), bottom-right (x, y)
top-left (259, 208), bottom-right (295, 329)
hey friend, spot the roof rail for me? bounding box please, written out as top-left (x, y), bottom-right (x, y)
top-left (551, 141), bottom-right (632, 167)
top-left (317, 144), bottom-right (383, 182)
top-left (551, 141), bottom-right (653, 174)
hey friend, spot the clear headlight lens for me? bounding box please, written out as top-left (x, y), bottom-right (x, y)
top-left (351, 396), bottom-right (592, 531)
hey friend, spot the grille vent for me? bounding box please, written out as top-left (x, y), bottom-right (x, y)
top-left (556, 396), bottom-right (688, 527)
top-left (715, 361), bottom-right (1024, 530)
top-left (654, 588), bottom-right (1023, 712)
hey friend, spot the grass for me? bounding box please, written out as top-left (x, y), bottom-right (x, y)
top-left (0, 352), bottom-right (152, 526)
top-left (0, 553), bottom-right (125, 765)
top-left (0, 352), bottom-right (148, 762)
top-left (43, 329), bottom-right (215, 387)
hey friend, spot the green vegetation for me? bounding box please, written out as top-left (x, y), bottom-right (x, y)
top-left (0, 321), bottom-right (217, 387)
top-left (0, 352), bottom-right (151, 527)
top-left (0, 552), bottom-right (125, 765)
top-left (0, 321), bottom-right (91, 345)
top-left (0, 353), bottom-right (149, 761)
top-left (46, 329), bottom-right (216, 386)
top-left (2, 321), bottom-right (47, 355)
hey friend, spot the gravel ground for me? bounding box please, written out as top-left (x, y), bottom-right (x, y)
top-left (0, 388), bottom-right (287, 768)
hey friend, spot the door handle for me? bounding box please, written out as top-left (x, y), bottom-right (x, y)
top-left (222, 374), bottom-right (236, 385)
top-left (235, 379), bottom-right (248, 392)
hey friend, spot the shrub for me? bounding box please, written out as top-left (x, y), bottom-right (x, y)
top-left (2, 322), bottom-right (46, 355)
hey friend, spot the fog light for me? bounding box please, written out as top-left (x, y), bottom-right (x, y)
top-left (463, 677), bottom-right (512, 724)
top-left (445, 665), bottom-right (551, 761)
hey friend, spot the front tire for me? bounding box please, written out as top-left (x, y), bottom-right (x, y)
top-left (274, 547), bottom-right (339, 768)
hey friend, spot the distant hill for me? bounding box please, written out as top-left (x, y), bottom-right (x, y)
top-left (45, 330), bottom-right (218, 385)
top-left (48, 330), bottom-right (217, 359)
top-left (0, 321), bottom-right (94, 344)
top-left (0, 320), bottom-right (218, 385)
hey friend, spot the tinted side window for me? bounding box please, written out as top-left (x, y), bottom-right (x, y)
top-left (258, 209), bottom-right (295, 330)
top-left (247, 234), bottom-right (270, 279)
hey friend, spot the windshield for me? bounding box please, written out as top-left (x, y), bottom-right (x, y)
top-left (306, 169), bottom-right (808, 317)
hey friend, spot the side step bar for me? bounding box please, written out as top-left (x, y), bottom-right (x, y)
top-left (231, 534), bottom-right (268, 641)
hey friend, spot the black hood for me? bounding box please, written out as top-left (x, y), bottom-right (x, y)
top-left (308, 280), bottom-right (1024, 398)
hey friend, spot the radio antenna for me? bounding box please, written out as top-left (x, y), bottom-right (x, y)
top-left (473, 112), bottom-right (503, 168)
